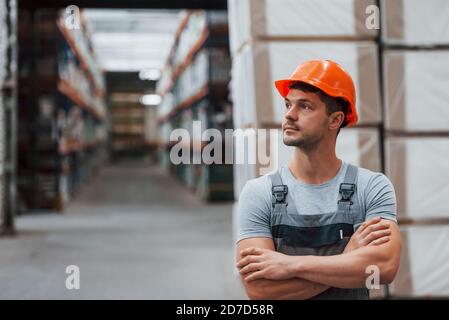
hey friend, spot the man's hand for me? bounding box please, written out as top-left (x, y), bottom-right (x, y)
top-left (237, 217), bottom-right (392, 283)
top-left (344, 217), bottom-right (391, 253)
top-left (236, 238), bottom-right (330, 300)
top-left (293, 220), bottom-right (401, 288)
top-left (237, 247), bottom-right (297, 282)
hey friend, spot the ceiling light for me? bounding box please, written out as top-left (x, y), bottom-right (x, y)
top-left (140, 94), bottom-right (162, 106)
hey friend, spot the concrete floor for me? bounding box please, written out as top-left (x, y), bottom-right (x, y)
top-left (0, 161), bottom-right (247, 299)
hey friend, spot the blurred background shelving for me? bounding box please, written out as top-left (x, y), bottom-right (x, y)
top-left (157, 10), bottom-right (233, 201)
top-left (17, 8), bottom-right (107, 211)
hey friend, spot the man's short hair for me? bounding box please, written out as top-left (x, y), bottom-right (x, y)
top-left (288, 81), bottom-right (350, 135)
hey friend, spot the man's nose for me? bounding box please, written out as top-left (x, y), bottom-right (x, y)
top-left (285, 105), bottom-right (298, 122)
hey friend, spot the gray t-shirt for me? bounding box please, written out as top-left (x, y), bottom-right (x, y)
top-left (237, 161), bottom-right (397, 243)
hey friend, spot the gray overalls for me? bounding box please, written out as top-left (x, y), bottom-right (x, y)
top-left (269, 164), bottom-right (369, 299)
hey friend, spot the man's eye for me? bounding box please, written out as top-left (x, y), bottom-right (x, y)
top-left (285, 103), bottom-right (291, 109)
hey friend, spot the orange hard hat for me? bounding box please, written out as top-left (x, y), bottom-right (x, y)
top-left (274, 59), bottom-right (358, 127)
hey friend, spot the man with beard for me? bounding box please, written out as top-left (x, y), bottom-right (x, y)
top-left (235, 60), bottom-right (401, 299)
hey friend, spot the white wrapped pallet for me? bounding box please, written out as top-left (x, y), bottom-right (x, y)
top-left (385, 136), bottom-right (449, 221)
top-left (337, 127), bottom-right (381, 173)
top-left (383, 50), bottom-right (449, 132)
top-left (233, 128), bottom-right (291, 200)
top-left (390, 225), bottom-right (449, 298)
top-left (231, 41), bottom-right (381, 129)
top-left (233, 127), bottom-right (381, 200)
top-left (228, 0), bottom-right (378, 55)
top-left (174, 11), bottom-right (206, 66)
top-left (381, 0), bottom-right (449, 46)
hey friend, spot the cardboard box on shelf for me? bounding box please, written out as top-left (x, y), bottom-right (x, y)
top-left (228, 0), bottom-right (378, 55)
top-left (231, 40), bottom-right (381, 129)
top-left (383, 50), bottom-right (449, 132)
top-left (381, 0), bottom-right (449, 46)
top-left (385, 136), bottom-right (449, 221)
top-left (389, 224), bottom-right (449, 298)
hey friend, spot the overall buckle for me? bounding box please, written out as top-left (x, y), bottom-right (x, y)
top-left (272, 185), bottom-right (288, 208)
top-left (338, 183), bottom-right (355, 204)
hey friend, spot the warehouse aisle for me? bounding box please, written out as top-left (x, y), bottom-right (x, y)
top-left (0, 162), bottom-right (246, 299)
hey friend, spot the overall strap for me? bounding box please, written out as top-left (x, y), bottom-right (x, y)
top-left (269, 171), bottom-right (289, 215)
top-left (337, 164), bottom-right (358, 215)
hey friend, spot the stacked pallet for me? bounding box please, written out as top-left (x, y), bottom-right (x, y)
top-left (381, 0), bottom-right (449, 298)
top-left (157, 10), bottom-right (233, 201)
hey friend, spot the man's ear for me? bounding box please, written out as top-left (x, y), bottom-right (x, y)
top-left (329, 111), bottom-right (345, 130)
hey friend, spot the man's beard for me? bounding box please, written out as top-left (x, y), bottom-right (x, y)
top-left (283, 130), bottom-right (324, 151)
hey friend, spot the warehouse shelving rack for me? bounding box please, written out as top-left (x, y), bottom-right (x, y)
top-left (110, 98), bottom-right (146, 158)
top-left (17, 8), bottom-right (107, 211)
top-left (0, 0), bottom-right (18, 235)
top-left (158, 11), bottom-right (233, 201)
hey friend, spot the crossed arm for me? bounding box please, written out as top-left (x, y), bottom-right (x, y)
top-left (236, 217), bottom-right (402, 300)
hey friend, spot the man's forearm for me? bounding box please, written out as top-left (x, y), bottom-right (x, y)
top-left (243, 277), bottom-right (329, 300)
top-left (293, 245), bottom-right (397, 288)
